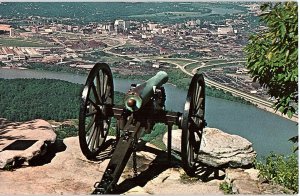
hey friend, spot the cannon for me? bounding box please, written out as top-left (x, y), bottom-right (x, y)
top-left (78, 63), bottom-right (206, 194)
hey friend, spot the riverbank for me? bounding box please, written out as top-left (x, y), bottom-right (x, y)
top-left (1, 66), bottom-right (28, 70)
top-left (255, 103), bottom-right (298, 123)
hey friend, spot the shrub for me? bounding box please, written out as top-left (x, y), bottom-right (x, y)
top-left (255, 152), bottom-right (298, 193)
top-left (219, 181), bottom-right (233, 194)
top-left (55, 124), bottom-right (78, 140)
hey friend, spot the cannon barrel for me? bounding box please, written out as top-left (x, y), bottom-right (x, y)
top-left (124, 71), bottom-right (168, 112)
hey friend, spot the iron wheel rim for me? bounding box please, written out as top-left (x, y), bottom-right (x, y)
top-left (181, 73), bottom-right (205, 176)
top-left (79, 63), bottom-right (114, 159)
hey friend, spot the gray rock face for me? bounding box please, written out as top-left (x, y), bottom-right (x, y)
top-left (0, 119), bottom-right (56, 168)
top-left (163, 127), bottom-right (256, 168)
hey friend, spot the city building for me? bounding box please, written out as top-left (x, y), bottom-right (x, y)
top-left (0, 24), bottom-right (13, 37)
top-left (217, 26), bottom-right (234, 35)
top-left (114, 20), bottom-right (129, 33)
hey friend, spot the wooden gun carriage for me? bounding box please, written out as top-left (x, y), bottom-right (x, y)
top-left (78, 63), bottom-right (206, 194)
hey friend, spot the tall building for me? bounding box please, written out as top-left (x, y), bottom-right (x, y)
top-left (148, 23), bottom-right (157, 31)
top-left (114, 20), bottom-right (129, 33)
top-left (104, 23), bottom-right (114, 32)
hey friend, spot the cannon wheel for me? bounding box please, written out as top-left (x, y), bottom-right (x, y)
top-left (181, 73), bottom-right (205, 176)
top-left (79, 63), bottom-right (114, 160)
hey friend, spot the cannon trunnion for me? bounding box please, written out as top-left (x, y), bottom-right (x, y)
top-left (78, 63), bottom-right (206, 194)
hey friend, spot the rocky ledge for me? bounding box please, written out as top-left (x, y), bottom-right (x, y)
top-left (163, 127), bottom-right (256, 168)
top-left (0, 120), bottom-right (290, 194)
top-left (0, 136), bottom-right (224, 195)
top-left (0, 119), bottom-right (56, 168)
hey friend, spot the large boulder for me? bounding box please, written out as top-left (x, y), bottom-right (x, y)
top-left (163, 127), bottom-right (256, 168)
top-left (0, 119), bottom-right (56, 168)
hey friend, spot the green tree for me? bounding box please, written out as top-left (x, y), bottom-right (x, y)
top-left (244, 2), bottom-right (298, 118)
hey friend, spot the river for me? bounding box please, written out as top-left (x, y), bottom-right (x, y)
top-left (0, 68), bottom-right (298, 159)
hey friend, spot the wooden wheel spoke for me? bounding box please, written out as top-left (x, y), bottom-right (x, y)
top-left (91, 83), bottom-right (101, 105)
top-left (197, 85), bottom-right (201, 101)
top-left (187, 146), bottom-right (193, 163)
top-left (98, 71), bottom-right (104, 99)
top-left (96, 73), bottom-right (101, 99)
top-left (95, 125), bottom-right (100, 149)
top-left (102, 73), bottom-right (107, 97)
top-left (104, 85), bottom-right (111, 102)
top-left (86, 110), bottom-right (98, 117)
top-left (101, 75), bottom-right (108, 102)
top-left (189, 130), bottom-right (201, 153)
top-left (86, 119), bottom-right (95, 133)
top-left (87, 97), bottom-right (99, 110)
top-left (87, 124), bottom-right (97, 146)
top-left (189, 134), bottom-right (196, 148)
top-left (193, 83), bottom-right (199, 106)
top-left (190, 115), bottom-right (201, 128)
top-left (196, 97), bottom-right (204, 111)
top-left (89, 125), bottom-right (98, 150)
top-left (99, 121), bottom-right (105, 138)
top-left (196, 88), bottom-right (202, 108)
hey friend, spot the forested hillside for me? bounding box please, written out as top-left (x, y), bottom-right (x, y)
top-left (0, 78), bottom-right (124, 122)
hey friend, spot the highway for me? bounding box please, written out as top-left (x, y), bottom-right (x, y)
top-left (157, 59), bottom-right (273, 108)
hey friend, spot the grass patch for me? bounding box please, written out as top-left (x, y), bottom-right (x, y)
top-left (0, 37), bottom-right (53, 47)
top-left (185, 62), bottom-right (202, 72)
top-left (219, 181), bottom-right (234, 194)
top-left (55, 124), bottom-right (78, 140)
top-left (205, 59), bottom-right (230, 65)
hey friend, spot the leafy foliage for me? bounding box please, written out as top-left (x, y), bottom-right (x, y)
top-left (244, 2), bottom-right (298, 118)
top-left (0, 78), bottom-right (125, 122)
top-left (26, 62), bottom-right (87, 75)
top-left (0, 2), bottom-right (248, 25)
top-left (219, 181), bottom-right (233, 194)
top-left (55, 124), bottom-right (78, 140)
top-left (141, 123), bottom-right (167, 150)
top-left (0, 78), bottom-right (83, 121)
top-left (288, 135), bottom-right (298, 152)
top-left (255, 152), bottom-right (298, 193)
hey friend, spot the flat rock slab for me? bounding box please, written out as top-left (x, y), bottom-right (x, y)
top-left (0, 137), bottom-right (223, 195)
top-left (0, 119), bottom-right (56, 168)
top-left (163, 127), bottom-right (256, 168)
top-left (0, 137), bottom-right (110, 194)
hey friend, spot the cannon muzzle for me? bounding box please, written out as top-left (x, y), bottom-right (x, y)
top-left (124, 71), bottom-right (168, 112)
